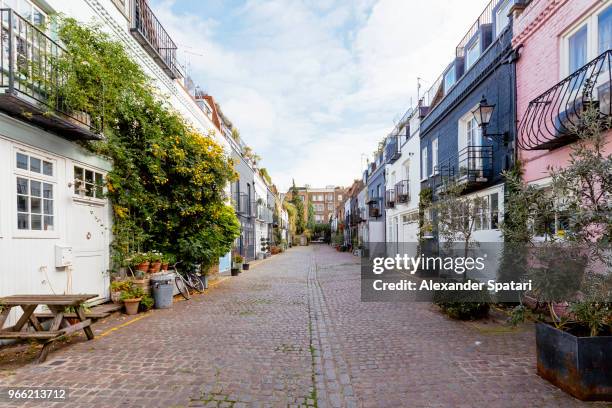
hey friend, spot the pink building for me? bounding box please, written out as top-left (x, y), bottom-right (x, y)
top-left (513, 0), bottom-right (611, 186)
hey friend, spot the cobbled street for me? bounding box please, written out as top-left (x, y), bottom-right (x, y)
top-left (0, 246), bottom-right (604, 408)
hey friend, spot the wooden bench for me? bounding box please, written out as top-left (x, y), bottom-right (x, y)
top-left (0, 294), bottom-right (97, 363)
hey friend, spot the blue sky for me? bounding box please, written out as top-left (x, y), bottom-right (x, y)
top-left (151, 0), bottom-right (486, 191)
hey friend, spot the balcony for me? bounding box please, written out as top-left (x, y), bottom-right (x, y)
top-left (349, 212), bottom-right (362, 226)
top-left (130, 0), bottom-right (183, 79)
top-left (367, 197), bottom-right (383, 219)
top-left (433, 146), bottom-right (493, 195)
top-left (0, 9), bottom-right (101, 141)
top-left (395, 180), bottom-right (410, 204)
top-left (256, 203), bottom-right (273, 223)
top-left (518, 50), bottom-right (612, 151)
top-left (385, 135), bottom-right (400, 163)
top-left (232, 192), bottom-right (253, 217)
top-left (385, 189), bottom-right (396, 209)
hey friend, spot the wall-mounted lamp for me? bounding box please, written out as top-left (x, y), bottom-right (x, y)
top-left (471, 96), bottom-right (509, 144)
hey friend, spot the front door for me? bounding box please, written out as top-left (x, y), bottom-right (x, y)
top-left (66, 164), bottom-right (110, 302)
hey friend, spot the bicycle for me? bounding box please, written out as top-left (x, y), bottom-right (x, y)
top-left (168, 262), bottom-right (205, 300)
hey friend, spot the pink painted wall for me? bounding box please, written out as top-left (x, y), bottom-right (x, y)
top-left (513, 0), bottom-right (612, 183)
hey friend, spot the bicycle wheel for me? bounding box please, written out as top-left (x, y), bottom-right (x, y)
top-left (185, 273), bottom-right (205, 293)
top-left (175, 275), bottom-right (191, 300)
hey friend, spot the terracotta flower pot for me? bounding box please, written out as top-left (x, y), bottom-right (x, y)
top-left (135, 261), bottom-right (150, 273)
top-left (149, 261), bottom-right (161, 274)
top-left (133, 278), bottom-right (151, 295)
top-left (161, 263), bottom-right (169, 271)
top-left (123, 298), bottom-right (141, 315)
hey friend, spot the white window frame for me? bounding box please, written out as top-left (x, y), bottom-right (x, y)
top-left (12, 146), bottom-right (59, 239)
top-left (431, 138), bottom-right (438, 176)
top-left (71, 163), bottom-right (107, 206)
top-left (421, 146), bottom-right (428, 181)
top-left (465, 39), bottom-right (480, 70)
top-left (560, 3), bottom-right (612, 78)
top-left (495, 0), bottom-right (512, 37)
top-left (444, 67), bottom-right (456, 93)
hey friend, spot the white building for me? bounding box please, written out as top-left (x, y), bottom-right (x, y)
top-left (253, 172), bottom-right (271, 258)
top-left (385, 107), bottom-right (422, 250)
top-left (0, 0), bottom-right (233, 326)
top-left (357, 186), bottom-right (367, 245)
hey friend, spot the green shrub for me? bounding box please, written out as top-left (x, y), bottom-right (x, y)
top-left (437, 302), bottom-right (490, 320)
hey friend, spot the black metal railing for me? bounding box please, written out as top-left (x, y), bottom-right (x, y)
top-left (518, 50), bottom-right (612, 151)
top-left (395, 180), bottom-right (410, 203)
top-left (367, 197), bottom-right (383, 219)
top-left (385, 189), bottom-right (396, 208)
top-left (433, 146), bottom-right (493, 193)
top-left (385, 135), bottom-right (400, 163)
top-left (130, 0), bottom-right (182, 79)
top-left (0, 9), bottom-right (100, 139)
top-left (233, 192), bottom-right (252, 216)
top-left (349, 212), bottom-right (361, 226)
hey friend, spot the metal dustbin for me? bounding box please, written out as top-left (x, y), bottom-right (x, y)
top-left (150, 272), bottom-right (174, 309)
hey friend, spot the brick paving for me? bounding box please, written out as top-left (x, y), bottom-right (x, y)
top-left (0, 245), bottom-right (606, 407)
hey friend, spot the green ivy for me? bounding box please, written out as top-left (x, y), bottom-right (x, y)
top-left (52, 18), bottom-right (240, 269)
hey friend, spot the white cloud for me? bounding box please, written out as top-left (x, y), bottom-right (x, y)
top-left (152, 0), bottom-right (486, 191)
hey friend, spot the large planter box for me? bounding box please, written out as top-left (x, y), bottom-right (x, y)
top-left (536, 322), bottom-right (612, 401)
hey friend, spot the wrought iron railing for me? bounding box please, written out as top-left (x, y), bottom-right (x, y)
top-left (433, 146), bottom-right (493, 193)
top-left (385, 135), bottom-right (400, 163)
top-left (349, 211), bottom-right (362, 226)
top-left (395, 180), bottom-right (410, 204)
top-left (367, 197), bottom-right (383, 219)
top-left (385, 189), bottom-right (396, 208)
top-left (0, 9), bottom-right (100, 139)
top-left (518, 50), bottom-right (612, 150)
top-left (130, 0), bottom-right (182, 79)
top-left (455, 0), bottom-right (499, 58)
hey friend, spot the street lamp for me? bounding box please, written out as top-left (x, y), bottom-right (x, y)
top-left (471, 96), bottom-right (508, 144)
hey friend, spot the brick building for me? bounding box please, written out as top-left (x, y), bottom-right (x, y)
top-left (286, 185), bottom-right (346, 224)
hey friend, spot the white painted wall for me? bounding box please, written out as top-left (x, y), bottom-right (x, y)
top-left (0, 115), bottom-right (112, 326)
top-left (253, 172), bottom-right (269, 257)
top-left (438, 183), bottom-right (505, 244)
top-left (1, 0), bottom-right (240, 327)
top-left (385, 111), bottom-right (422, 247)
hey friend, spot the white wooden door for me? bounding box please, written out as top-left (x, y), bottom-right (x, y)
top-left (67, 201), bottom-right (109, 300)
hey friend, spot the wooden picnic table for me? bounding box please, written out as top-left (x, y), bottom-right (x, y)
top-left (0, 294), bottom-right (97, 363)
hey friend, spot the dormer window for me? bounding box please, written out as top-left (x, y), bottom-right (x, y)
top-left (465, 40), bottom-right (480, 70)
top-left (444, 67), bottom-right (456, 93)
top-left (495, 0), bottom-right (513, 37)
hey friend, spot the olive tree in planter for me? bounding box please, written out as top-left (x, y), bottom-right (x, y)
top-left (507, 104), bottom-right (612, 401)
top-left (232, 255), bottom-right (243, 276)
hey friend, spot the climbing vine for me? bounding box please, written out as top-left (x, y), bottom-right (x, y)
top-left (52, 18), bottom-right (240, 269)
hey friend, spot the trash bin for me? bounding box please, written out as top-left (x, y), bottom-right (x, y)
top-left (150, 272), bottom-right (174, 309)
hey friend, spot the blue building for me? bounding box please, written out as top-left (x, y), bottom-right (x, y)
top-left (365, 150), bottom-right (387, 243)
top-left (419, 0), bottom-right (518, 243)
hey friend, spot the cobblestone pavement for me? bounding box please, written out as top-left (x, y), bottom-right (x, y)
top-left (0, 246), bottom-right (605, 408)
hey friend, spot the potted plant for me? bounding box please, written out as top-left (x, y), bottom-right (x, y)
top-left (131, 253), bottom-right (150, 273)
top-left (139, 294), bottom-right (154, 312)
top-left (530, 262), bottom-right (612, 401)
top-left (110, 279), bottom-right (131, 304)
top-left (232, 255), bottom-right (243, 276)
top-left (148, 251), bottom-right (162, 273)
top-left (120, 284), bottom-right (144, 315)
top-left (161, 253), bottom-right (175, 271)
